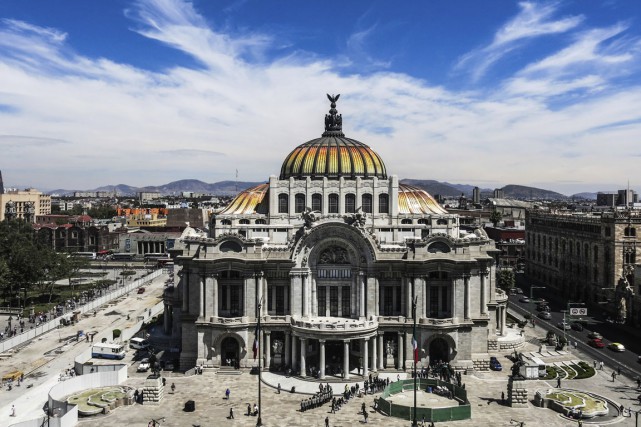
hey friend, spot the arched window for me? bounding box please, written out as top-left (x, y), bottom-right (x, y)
top-left (255, 219), bottom-right (267, 225)
top-left (361, 194), bottom-right (372, 213)
top-left (378, 194), bottom-right (389, 214)
top-left (437, 219), bottom-right (447, 225)
top-left (345, 194), bottom-right (356, 213)
top-left (294, 193), bottom-right (305, 213)
top-left (278, 194), bottom-right (288, 214)
top-left (401, 219), bottom-right (412, 224)
top-left (239, 219), bottom-right (250, 225)
top-left (417, 219), bottom-right (428, 224)
top-left (328, 194), bottom-right (339, 214)
top-left (312, 194), bottom-right (322, 212)
top-left (428, 241), bottom-right (451, 253)
top-left (220, 240), bottom-right (243, 253)
top-left (221, 219), bottom-right (232, 226)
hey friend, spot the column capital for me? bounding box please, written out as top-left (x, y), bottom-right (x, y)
top-left (318, 339), bottom-right (326, 344)
top-left (254, 271), bottom-right (264, 278)
top-left (264, 331), bottom-right (271, 336)
top-left (343, 339), bottom-right (351, 343)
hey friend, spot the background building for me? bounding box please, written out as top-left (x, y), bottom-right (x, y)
top-left (0, 187), bottom-right (52, 222)
top-left (526, 210), bottom-right (641, 325)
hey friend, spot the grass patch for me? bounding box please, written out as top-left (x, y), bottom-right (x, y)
top-left (573, 362), bottom-right (596, 379)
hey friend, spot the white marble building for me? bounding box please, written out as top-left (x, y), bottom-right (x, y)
top-left (164, 95), bottom-right (508, 376)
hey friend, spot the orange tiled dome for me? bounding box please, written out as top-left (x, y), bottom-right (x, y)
top-left (279, 94), bottom-right (387, 180)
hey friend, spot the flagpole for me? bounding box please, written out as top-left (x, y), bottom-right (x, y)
top-left (257, 297), bottom-right (263, 427)
top-left (412, 296), bottom-right (418, 427)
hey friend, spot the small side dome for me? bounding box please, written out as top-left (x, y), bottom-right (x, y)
top-left (398, 184), bottom-right (448, 215)
top-left (220, 184), bottom-right (269, 215)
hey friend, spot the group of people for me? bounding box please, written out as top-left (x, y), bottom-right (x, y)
top-left (245, 403), bottom-right (259, 416)
top-left (363, 374), bottom-right (389, 394)
top-left (300, 383), bottom-right (333, 412)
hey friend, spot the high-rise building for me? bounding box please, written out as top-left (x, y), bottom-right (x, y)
top-left (0, 187), bottom-right (51, 222)
top-left (472, 186), bottom-right (480, 204)
top-left (164, 96), bottom-right (507, 374)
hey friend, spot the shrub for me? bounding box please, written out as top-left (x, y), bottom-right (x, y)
top-left (112, 329), bottom-right (121, 340)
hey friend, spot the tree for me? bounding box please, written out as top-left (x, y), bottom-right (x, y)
top-left (497, 269), bottom-right (515, 291)
top-left (489, 209), bottom-right (502, 227)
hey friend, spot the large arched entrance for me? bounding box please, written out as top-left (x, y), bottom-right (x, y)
top-left (429, 337), bottom-right (449, 365)
top-left (221, 337), bottom-right (240, 367)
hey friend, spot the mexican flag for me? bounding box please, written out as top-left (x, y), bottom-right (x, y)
top-left (412, 326), bottom-right (418, 363)
top-left (252, 323), bottom-right (259, 360)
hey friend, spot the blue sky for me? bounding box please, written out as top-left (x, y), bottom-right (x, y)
top-left (0, 0), bottom-right (640, 195)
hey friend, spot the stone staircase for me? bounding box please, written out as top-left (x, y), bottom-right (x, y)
top-left (217, 366), bottom-right (242, 376)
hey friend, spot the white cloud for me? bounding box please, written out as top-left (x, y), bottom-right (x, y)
top-left (456, 1), bottom-right (582, 81)
top-left (0, 0), bottom-right (640, 195)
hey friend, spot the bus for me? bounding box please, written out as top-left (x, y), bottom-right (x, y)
top-left (91, 343), bottom-right (125, 360)
top-left (71, 252), bottom-right (96, 260)
top-left (144, 253), bottom-right (169, 262)
top-left (112, 253), bottom-right (135, 261)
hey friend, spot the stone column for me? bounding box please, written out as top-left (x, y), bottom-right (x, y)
top-left (285, 333), bottom-right (291, 367)
top-left (464, 274), bottom-right (470, 320)
top-left (363, 338), bottom-right (369, 376)
top-left (500, 305), bottom-right (506, 336)
top-left (198, 275), bottom-right (205, 318)
top-left (256, 273), bottom-right (263, 317)
top-left (371, 336), bottom-right (377, 372)
top-left (343, 340), bottom-right (350, 379)
top-left (302, 274), bottom-right (309, 317)
top-left (182, 272), bottom-right (189, 312)
top-left (397, 332), bottom-right (403, 370)
top-left (300, 338), bottom-right (307, 377)
top-left (400, 276), bottom-right (406, 317)
top-left (291, 336), bottom-right (298, 371)
top-left (212, 275), bottom-right (218, 318)
top-left (421, 277), bottom-right (427, 318)
top-left (265, 331), bottom-right (271, 370)
top-left (311, 276), bottom-right (317, 317)
top-left (319, 340), bottom-right (326, 379)
top-left (406, 277), bottom-right (413, 319)
top-left (359, 272), bottom-right (366, 318)
top-left (261, 274), bottom-right (268, 317)
top-left (377, 334), bottom-right (384, 370)
top-left (480, 271), bottom-right (487, 315)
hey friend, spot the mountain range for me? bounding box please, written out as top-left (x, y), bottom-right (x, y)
top-left (49, 179), bottom-right (601, 200)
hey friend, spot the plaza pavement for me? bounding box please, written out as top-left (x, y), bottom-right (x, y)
top-left (1, 283), bottom-right (640, 427)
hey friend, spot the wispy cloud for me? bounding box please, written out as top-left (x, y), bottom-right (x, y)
top-left (0, 0), bottom-right (640, 195)
top-left (456, 1), bottom-right (582, 81)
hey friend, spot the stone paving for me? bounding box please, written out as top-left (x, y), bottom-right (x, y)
top-left (78, 332), bottom-right (640, 427)
top-left (2, 288), bottom-right (641, 427)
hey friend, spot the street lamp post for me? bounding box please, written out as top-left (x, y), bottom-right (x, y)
top-left (257, 298), bottom-right (263, 427)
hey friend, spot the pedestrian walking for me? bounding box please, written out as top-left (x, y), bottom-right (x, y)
top-left (226, 388), bottom-right (231, 400)
top-left (171, 383), bottom-right (175, 393)
top-left (325, 416), bottom-right (329, 427)
top-left (229, 407), bottom-right (234, 419)
top-left (361, 402), bottom-right (366, 414)
top-left (501, 391), bottom-right (505, 404)
top-left (247, 403), bottom-right (251, 416)
top-left (557, 377), bottom-right (561, 388)
top-left (612, 371), bottom-right (617, 382)
top-left (599, 361), bottom-right (604, 370)
top-left (277, 383), bottom-right (281, 394)
top-left (10, 404), bottom-right (16, 417)
top-left (363, 410), bottom-right (368, 423)
top-left (593, 360), bottom-right (597, 369)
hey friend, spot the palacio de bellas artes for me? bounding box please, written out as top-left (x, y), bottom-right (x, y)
top-left (164, 94), bottom-right (510, 377)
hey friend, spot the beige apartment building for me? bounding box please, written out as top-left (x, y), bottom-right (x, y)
top-left (0, 188), bottom-right (52, 222)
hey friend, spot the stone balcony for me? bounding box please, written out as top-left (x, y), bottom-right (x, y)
top-left (290, 316), bottom-right (378, 339)
top-left (377, 315), bottom-right (458, 326)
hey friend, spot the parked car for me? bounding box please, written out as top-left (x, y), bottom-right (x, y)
top-left (519, 297), bottom-right (530, 303)
top-left (489, 356), bottom-right (502, 371)
top-left (589, 338), bottom-right (606, 348)
top-left (137, 358), bottom-right (150, 372)
top-left (570, 322), bottom-right (584, 331)
top-left (588, 331), bottom-right (603, 340)
top-left (608, 342), bottom-right (625, 352)
top-left (556, 321), bottom-right (571, 330)
top-left (538, 312), bottom-right (552, 320)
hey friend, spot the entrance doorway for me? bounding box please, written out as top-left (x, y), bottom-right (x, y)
top-left (429, 337), bottom-right (449, 364)
top-left (324, 341), bottom-right (344, 376)
top-left (221, 336), bottom-right (240, 368)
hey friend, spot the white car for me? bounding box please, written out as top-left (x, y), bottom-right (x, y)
top-left (608, 343), bottom-right (625, 352)
top-left (137, 358), bottom-right (150, 372)
top-left (556, 322), bottom-right (571, 330)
